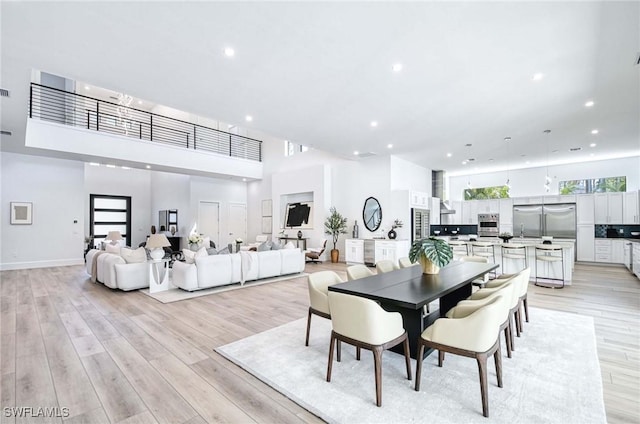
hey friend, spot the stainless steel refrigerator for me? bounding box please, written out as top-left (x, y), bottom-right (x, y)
top-left (513, 204), bottom-right (576, 239)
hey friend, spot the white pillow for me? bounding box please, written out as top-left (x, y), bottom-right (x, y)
top-left (120, 247), bottom-right (147, 264)
top-left (105, 243), bottom-right (121, 254)
top-left (183, 247), bottom-right (208, 264)
top-left (284, 241), bottom-right (296, 249)
top-left (202, 236), bottom-right (211, 248)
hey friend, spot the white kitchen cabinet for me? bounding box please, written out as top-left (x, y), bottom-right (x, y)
top-left (450, 200), bottom-right (463, 224)
top-left (410, 190), bottom-right (429, 208)
top-left (594, 193), bottom-right (623, 224)
top-left (461, 201), bottom-right (478, 224)
top-left (576, 194), bottom-right (595, 225)
top-left (612, 240), bottom-right (624, 264)
top-left (577, 225), bottom-right (595, 262)
top-left (499, 198), bottom-right (513, 225)
top-left (633, 243), bottom-right (640, 278)
top-left (594, 239), bottom-right (611, 263)
top-left (372, 239), bottom-right (409, 265)
top-left (476, 200), bottom-right (498, 213)
top-left (513, 196), bottom-right (544, 205)
top-left (623, 190), bottom-right (640, 224)
top-left (429, 197), bottom-right (440, 225)
top-left (544, 195), bottom-right (576, 204)
top-left (345, 239), bottom-right (364, 264)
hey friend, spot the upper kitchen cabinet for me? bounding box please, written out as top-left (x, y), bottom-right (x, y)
top-left (461, 201), bottom-right (478, 224)
top-left (623, 190), bottom-right (640, 224)
top-left (410, 190), bottom-right (429, 209)
top-left (476, 200), bottom-right (499, 214)
top-left (429, 197), bottom-right (441, 225)
top-left (594, 192), bottom-right (623, 224)
top-left (499, 198), bottom-right (513, 225)
top-left (576, 194), bottom-right (595, 225)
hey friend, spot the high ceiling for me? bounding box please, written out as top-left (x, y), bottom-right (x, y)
top-left (1, 1), bottom-right (639, 176)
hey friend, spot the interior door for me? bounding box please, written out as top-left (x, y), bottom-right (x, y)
top-left (198, 201), bottom-right (220, 248)
top-left (228, 203), bottom-right (247, 247)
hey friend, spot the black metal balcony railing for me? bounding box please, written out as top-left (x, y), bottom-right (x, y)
top-left (29, 83), bottom-right (262, 162)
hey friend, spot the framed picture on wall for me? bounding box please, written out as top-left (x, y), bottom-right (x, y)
top-left (262, 216), bottom-right (272, 234)
top-left (10, 202), bottom-right (33, 225)
top-left (262, 199), bottom-right (272, 217)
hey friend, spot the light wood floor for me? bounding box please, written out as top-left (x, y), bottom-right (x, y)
top-left (0, 262), bottom-right (638, 423)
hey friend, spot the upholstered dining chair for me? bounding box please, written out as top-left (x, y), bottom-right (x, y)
top-left (460, 255), bottom-right (490, 287)
top-left (346, 264), bottom-right (375, 281)
top-left (487, 268), bottom-right (532, 336)
top-left (327, 291), bottom-right (411, 407)
top-left (305, 239), bottom-right (327, 263)
top-left (375, 260), bottom-right (397, 274)
top-left (306, 271), bottom-right (344, 346)
top-left (447, 276), bottom-right (517, 358)
top-left (398, 257), bottom-right (416, 268)
top-left (415, 295), bottom-right (507, 418)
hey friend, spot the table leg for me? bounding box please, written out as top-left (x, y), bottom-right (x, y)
top-left (439, 282), bottom-right (472, 317)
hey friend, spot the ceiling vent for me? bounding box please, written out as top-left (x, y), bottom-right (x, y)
top-left (636, 52), bottom-right (640, 65)
top-left (0, 88), bottom-right (9, 98)
top-left (1, 130), bottom-right (12, 136)
top-left (569, 147), bottom-right (582, 151)
top-left (356, 151), bottom-right (377, 158)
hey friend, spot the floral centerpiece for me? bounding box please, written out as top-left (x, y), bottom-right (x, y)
top-left (235, 238), bottom-right (243, 244)
top-left (499, 232), bottom-right (513, 243)
top-left (188, 233), bottom-right (203, 246)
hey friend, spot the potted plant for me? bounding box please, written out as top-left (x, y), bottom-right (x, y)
top-left (324, 206), bottom-right (348, 263)
top-left (499, 232), bottom-right (513, 243)
top-left (408, 237), bottom-right (454, 274)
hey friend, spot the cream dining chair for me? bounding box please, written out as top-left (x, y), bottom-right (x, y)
top-left (305, 271), bottom-right (344, 346)
top-left (398, 257), bottom-right (417, 268)
top-left (346, 264), bottom-right (375, 281)
top-left (375, 259), bottom-right (397, 274)
top-left (327, 291), bottom-right (411, 407)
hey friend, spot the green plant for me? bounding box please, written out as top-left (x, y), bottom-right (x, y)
top-left (499, 232), bottom-right (512, 238)
top-left (408, 237), bottom-right (453, 268)
top-left (324, 207), bottom-right (348, 250)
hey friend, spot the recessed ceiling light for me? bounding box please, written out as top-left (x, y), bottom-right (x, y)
top-left (245, 115), bottom-right (253, 122)
top-left (146, 165), bottom-right (151, 169)
top-left (590, 153), bottom-right (594, 157)
top-left (84, 85), bottom-right (90, 90)
top-left (585, 100), bottom-right (595, 107)
top-left (526, 161), bottom-right (530, 164)
top-left (591, 129), bottom-right (599, 134)
top-left (106, 164), bottom-right (116, 168)
top-left (242, 178), bottom-right (247, 182)
top-left (392, 63), bottom-right (403, 72)
top-left (224, 47), bottom-right (235, 57)
top-left (122, 166), bottom-right (131, 170)
top-left (137, 100), bottom-right (142, 105)
top-left (446, 153), bottom-right (452, 157)
top-left (590, 143), bottom-right (597, 147)
top-left (354, 151), bottom-right (359, 156)
top-left (387, 144), bottom-right (393, 149)
top-left (462, 161), bottom-right (467, 165)
top-left (370, 121), bottom-right (378, 127)
top-left (532, 73), bottom-right (544, 81)
top-left (89, 162), bottom-right (100, 166)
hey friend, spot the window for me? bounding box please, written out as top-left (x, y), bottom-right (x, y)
top-left (90, 194), bottom-right (132, 247)
top-left (559, 176), bottom-right (626, 194)
top-left (464, 186), bottom-right (510, 200)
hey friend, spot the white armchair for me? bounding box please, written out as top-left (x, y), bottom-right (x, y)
top-left (327, 292), bottom-right (411, 407)
top-left (415, 295), bottom-right (507, 418)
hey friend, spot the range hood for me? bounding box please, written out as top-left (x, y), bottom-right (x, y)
top-left (432, 170), bottom-right (456, 214)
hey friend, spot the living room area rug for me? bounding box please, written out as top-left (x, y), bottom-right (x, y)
top-left (139, 272), bottom-right (307, 303)
top-left (216, 307), bottom-right (606, 424)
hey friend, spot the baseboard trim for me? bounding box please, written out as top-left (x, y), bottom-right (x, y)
top-left (0, 258), bottom-right (84, 271)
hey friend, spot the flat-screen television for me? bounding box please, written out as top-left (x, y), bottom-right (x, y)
top-left (285, 202), bottom-right (312, 228)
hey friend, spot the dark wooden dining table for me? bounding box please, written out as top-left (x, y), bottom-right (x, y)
top-left (328, 261), bottom-right (499, 358)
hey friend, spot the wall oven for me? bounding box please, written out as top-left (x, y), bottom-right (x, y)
top-left (478, 213), bottom-right (499, 237)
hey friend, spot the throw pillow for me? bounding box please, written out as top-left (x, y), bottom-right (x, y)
top-left (271, 241), bottom-right (282, 250)
top-left (257, 242), bottom-right (270, 252)
top-left (105, 243), bottom-right (121, 254)
top-left (202, 236), bottom-right (211, 249)
top-left (206, 247), bottom-right (218, 255)
top-left (217, 247), bottom-right (230, 255)
top-left (120, 247), bottom-right (147, 264)
top-left (284, 241), bottom-right (296, 249)
top-left (183, 247), bottom-right (208, 264)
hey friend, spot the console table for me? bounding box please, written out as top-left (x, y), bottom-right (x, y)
top-left (278, 237), bottom-right (308, 250)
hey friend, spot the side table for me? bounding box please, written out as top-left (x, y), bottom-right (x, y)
top-left (148, 258), bottom-right (170, 293)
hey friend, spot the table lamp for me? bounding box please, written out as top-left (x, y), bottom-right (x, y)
top-left (105, 231), bottom-right (123, 246)
top-left (147, 234), bottom-right (171, 260)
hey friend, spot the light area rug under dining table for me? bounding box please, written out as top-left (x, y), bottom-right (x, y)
top-left (216, 307), bottom-right (606, 424)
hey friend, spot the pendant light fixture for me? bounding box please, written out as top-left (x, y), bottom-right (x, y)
top-left (543, 129), bottom-right (551, 193)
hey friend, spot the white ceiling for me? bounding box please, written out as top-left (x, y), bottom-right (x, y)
top-left (1, 1), bottom-right (639, 176)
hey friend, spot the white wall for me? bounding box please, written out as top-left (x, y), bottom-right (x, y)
top-left (448, 156), bottom-right (640, 201)
top-left (1, 153), bottom-right (85, 269)
top-left (390, 156), bottom-right (431, 193)
top-left (150, 171), bottom-right (191, 236)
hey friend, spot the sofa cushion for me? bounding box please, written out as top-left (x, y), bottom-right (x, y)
top-left (206, 247), bottom-right (218, 255)
top-left (183, 247), bottom-right (208, 264)
top-left (120, 247), bottom-right (147, 264)
top-left (271, 241), bottom-right (282, 250)
top-left (218, 247), bottom-right (230, 255)
top-left (105, 243), bottom-right (121, 254)
top-left (284, 241), bottom-right (296, 249)
top-left (257, 241), bottom-right (270, 252)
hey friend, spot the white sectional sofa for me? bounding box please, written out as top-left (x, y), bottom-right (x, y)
top-left (172, 248), bottom-right (305, 292)
top-left (86, 248), bottom-right (149, 291)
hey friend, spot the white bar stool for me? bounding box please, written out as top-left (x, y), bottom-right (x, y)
top-left (471, 242), bottom-right (497, 276)
top-left (501, 243), bottom-right (527, 274)
top-left (448, 240), bottom-right (469, 259)
top-left (534, 244), bottom-right (565, 288)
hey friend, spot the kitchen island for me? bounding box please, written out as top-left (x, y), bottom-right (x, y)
top-left (434, 236), bottom-right (575, 285)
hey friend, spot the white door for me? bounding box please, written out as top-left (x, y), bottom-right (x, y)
top-left (228, 203), bottom-right (247, 247)
top-left (198, 201), bottom-right (220, 248)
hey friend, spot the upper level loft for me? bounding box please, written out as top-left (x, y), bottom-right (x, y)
top-left (24, 73), bottom-right (263, 180)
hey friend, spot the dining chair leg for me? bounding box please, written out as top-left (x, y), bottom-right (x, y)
top-left (514, 309), bottom-right (521, 337)
top-left (438, 350), bottom-right (444, 367)
top-left (509, 312), bottom-right (516, 350)
top-left (326, 333), bottom-right (336, 382)
top-left (504, 325), bottom-right (512, 358)
top-left (415, 342), bottom-right (426, 391)
top-left (523, 295), bottom-right (530, 323)
top-left (494, 339), bottom-right (503, 388)
top-left (337, 339), bottom-right (342, 362)
top-left (517, 302), bottom-right (524, 334)
top-left (477, 353), bottom-right (490, 418)
top-left (305, 308), bottom-right (312, 346)
top-left (403, 336), bottom-right (412, 380)
top-left (356, 346), bottom-right (361, 360)
top-left (373, 346), bottom-right (383, 407)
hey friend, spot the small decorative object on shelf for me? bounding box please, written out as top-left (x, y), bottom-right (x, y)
top-left (151, 225), bottom-right (156, 234)
top-left (499, 232), bottom-right (513, 243)
top-left (188, 233), bottom-right (203, 251)
top-left (409, 237), bottom-right (453, 274)
top-left (170, 225), bottom-right (176, 235)
top-left (388, 218), bottom-right (403, 239)
top-left (387, 228), bottom-right (397, 239)
top-left (352, 220), bottom-right (359, 238)
top-left (297, 230), bottom-right (303, 239)
top-left (235, 238), bottom-right (243, 253)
